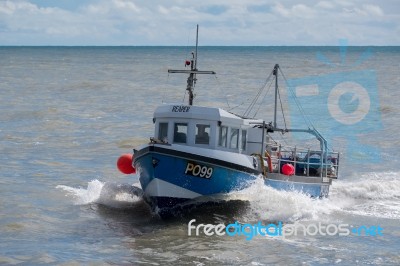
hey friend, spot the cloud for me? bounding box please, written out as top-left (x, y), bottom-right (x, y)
top-left (272, 3), bottom-right (291, 17)
top-left (271, 3), bottom-right (318, 19)
top-left (0, 0), bottom-right (399, 45)
top-left (315, 1), bottom-right (335, 10)
top-left (360, 4), bottom-right (384, 16)
top-left (0, 1), bottom-right (86, 38)
top-left (198, 5), bottom-right (229, 15)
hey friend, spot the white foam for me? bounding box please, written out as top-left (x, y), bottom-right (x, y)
top-left (56, 179), bottom-right (105, 205)
top-left (329, 172), bottom-right (400, 219)
top-left (56, 172), bottom-right (400, 220)
top-left (56, 180), bottom-right (142, 208)
top-left (330, 172), bottom-right (400, 200)
top-left (226, 172), bottom-right (400, 222)
top-left (227, 177), bottom-right (339, 223)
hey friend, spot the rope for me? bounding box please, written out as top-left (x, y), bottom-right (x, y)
top-left (279, 67), bottom-right (334, 152)
top-left (277, 83), bottom-right (287, 129)
top-left (242, 69), bottom-right (274, 117)
top-left (253, 78), bottom-right (273, 118)
top-left (214, 75), bottom-right (231, 109)
top-left (228, 94), bottom-right (255, 112)
top-left (243, 82), bottom-right (264, 117)
top-left (279, 68), bottom-right (313, 129)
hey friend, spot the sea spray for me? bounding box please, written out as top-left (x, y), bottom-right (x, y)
top-left (57, 172), bottom-right (400, 220)
top-left (56, 179), bottom-right (104, 205)
top-left (56, 180), bottom-right (142, 208)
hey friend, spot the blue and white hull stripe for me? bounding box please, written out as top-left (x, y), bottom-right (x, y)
top-left (134, 144), bottom-right (260, 207)
top-left (134, 144), bottom-right (330, 210)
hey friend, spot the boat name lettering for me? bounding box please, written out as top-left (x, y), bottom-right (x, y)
top-left (185, 162), bottom-right (213, 179)
top-left (172, 105), bottom-right (191, 113)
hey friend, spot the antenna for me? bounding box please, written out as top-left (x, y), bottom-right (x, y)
top-left (168, 25), bottom-right (215, 106)
top-left (194, 24), bottom-right (198, 70)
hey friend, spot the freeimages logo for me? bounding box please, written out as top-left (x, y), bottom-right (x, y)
top-left (286, 40), bottom-right (382, 163)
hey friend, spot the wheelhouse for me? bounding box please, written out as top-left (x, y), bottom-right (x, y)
top-left (152, 104), bottom-right (263, 155)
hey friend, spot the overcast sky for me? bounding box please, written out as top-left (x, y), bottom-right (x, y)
top-left (0, 0), bottom-right (399, 46)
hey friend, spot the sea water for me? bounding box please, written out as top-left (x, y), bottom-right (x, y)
top-left (1, 46), bottom-right (399, 265)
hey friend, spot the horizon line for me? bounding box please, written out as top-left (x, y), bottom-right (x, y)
top-left (1, 44), bottom-right (399, 47)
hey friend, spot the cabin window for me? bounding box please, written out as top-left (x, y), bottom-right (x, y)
top-left (195, 124), bottom-right (210, 145)
top-left (158, 122), bottom-right (168, 141)
top-left (173, 123), bottom-right (187, 143)
top-left (241, 130), bottom-right (247, 150)
top-left (230, 128), bottom-right (239, 149)
top-left (218, 126), bottom-right (228, 147)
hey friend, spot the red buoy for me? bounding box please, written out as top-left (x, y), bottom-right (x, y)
top-left (282, 163), bottom-right (295, 176)
top-left (117, 154), bottom-right (136, 174)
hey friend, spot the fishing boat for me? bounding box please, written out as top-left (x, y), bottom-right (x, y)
top-left (117, 25), bottom-right (339, 215)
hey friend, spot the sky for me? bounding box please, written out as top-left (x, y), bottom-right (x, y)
top-left (0, 0), bottom-right (399, 46)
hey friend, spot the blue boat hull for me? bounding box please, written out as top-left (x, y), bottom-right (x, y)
top-left (134, 145), bottom-right (259, 209)
top-left (134, 144), bottom-right (331, 213)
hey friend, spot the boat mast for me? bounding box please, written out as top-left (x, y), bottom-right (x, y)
top-left (194, 25), bottom-right (198, 71)
top-left (187, 25), bottom-right (199, 106)
top-left (168, 24), bottom-right (215, 106)
top-left (273, 64), bottom-right (279, 128)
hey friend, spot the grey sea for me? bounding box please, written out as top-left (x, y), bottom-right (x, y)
top-left (1, 46), bottom-right (400, 265)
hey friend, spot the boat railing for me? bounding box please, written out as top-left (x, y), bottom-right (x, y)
top-left (264, 144), bottom-right (339, 179)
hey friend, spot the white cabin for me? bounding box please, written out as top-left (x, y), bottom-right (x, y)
top-left (153, 104), bottom-right (267, 156)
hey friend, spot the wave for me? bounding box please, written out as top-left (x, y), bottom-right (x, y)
top-left (56, 180), bottom-right (104, 205)
top-left (330, 171), bottom-right (400, 200)
top-left (56, 171), bottom-right (400, 221)
top-left (329, 172), bottom-right (400, 219)
top-left (226, 178), bottom-right (337, 223)
top-left (227, 171), bottom-right (400, 222)
top-left (56, 180), bottom-right (143, 208)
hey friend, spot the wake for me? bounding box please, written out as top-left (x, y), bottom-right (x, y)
top-left (56, 171), bottom-right (400, 221)
top-left (56, 180), bottom-right (143, 208)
